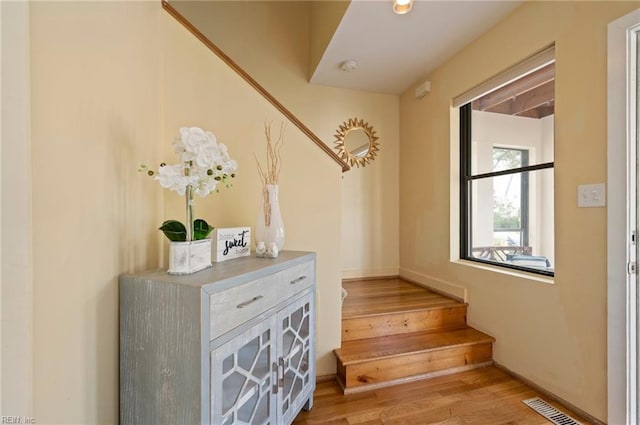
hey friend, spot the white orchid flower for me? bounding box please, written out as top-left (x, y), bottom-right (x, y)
top-left (222, 159), bottom-right (238, 174)
top-left (195, 144), bottom-right (220, 169)
top-left (142, 126), bottom-right (238, 244)
top-left (147, 126), bottom-right (236, 200)
top-left (157, 164), bottom-right (183, 189)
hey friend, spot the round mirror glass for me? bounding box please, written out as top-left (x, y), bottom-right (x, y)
top-left (344, 128), bottom-right (371, 158)
top-left (334, 118), bottom-right (379, 168)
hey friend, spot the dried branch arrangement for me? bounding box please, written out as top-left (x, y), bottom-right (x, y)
top-left (255, 121), bottom-right (286, 226)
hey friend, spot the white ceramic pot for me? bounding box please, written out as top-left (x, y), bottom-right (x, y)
top-left (168, 239), bottom-right (212, 275)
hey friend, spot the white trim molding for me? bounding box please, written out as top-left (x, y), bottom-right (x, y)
top-left (607, 8), bottom-right (640, 425)
top-left (1, 0), bottom-right (33, 417)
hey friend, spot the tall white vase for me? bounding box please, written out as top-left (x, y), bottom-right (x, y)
top-left (256, 184), bottom-right (285, 256)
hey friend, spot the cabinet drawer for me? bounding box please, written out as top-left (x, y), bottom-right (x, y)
top-left (209, 274), bottom-right (277, 340)
top-left (273, 260), bottom-right (314, 299)
top-left (209, 260), bottom-right (314, 340)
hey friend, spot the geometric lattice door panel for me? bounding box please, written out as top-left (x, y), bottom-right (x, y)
top-left (211, 318), bottom-right (277, 425)
top-left (277, 292), bottom-right (315, 425)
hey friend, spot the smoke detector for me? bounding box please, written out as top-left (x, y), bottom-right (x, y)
top-left (339, 60), bottom-right (358, 72)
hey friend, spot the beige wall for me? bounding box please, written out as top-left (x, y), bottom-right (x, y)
top-left (399, 1), bottom-right (638, 421)
top-left (160, 8), bottom-right (344, 379)
top-left (30, 3), bottom-right (164, 423)
top-left (22, 1), bottom-right (357, 422)
top-left (172, 1), bottom-right (400, 279)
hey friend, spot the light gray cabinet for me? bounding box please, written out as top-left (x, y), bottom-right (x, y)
top-left (120, 251), bottom-right (316, 425)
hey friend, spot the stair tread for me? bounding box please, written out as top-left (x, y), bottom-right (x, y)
top-left (335, 327), bottom-right (495, 365)
top-left (343, 279), bottom-right (464, 319)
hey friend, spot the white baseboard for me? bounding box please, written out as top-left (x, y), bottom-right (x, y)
top-left (399, 268), bottom-right (467, 302)
top-left (342, 267), bottom-right (399, 280)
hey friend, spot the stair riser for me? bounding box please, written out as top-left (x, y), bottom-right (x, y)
top-left (342, 306), bottom-right (467, 342)
top-left (337, 342), bottom-right (493, 389)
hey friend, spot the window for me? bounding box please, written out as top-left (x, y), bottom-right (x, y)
top-left (458, 48), bottom-right (555, 276)
top-left (492, 147), bottom-right (529, 248)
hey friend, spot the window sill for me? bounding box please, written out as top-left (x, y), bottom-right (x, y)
top-left (451, 259), bottom-right (555, 285)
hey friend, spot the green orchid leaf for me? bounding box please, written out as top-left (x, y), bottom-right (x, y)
top-left (193, 219), bottom-right (214, 240)
top-left (159, 220), bottom-right (187, 242)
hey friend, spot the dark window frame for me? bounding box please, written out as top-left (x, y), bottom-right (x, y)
top-left (459, 104), bottom-right (554, 277)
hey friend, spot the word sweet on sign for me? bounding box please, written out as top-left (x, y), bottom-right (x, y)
top-left (212, 227), bottom-right (251, 262)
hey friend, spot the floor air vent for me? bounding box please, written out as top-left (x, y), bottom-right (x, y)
top-left (522, 397), bottom-right (582, 425)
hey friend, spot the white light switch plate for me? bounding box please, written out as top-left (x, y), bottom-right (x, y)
top-left (578, 183), bottom-right (606, 207)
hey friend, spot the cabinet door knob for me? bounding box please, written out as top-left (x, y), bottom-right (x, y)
top-left (236, 295), bottom-right (263, 309)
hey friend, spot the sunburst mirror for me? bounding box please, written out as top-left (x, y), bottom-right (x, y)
top-left (334, 118), bottom-right (380, 168)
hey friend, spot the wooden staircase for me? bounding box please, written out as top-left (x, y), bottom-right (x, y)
top-left (334, 278), bottom-right (495, 394)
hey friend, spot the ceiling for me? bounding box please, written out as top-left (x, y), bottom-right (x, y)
top-left (472, 62), bottom-right (555, 119)
top-left (310, 0), bottom-right (524, 95)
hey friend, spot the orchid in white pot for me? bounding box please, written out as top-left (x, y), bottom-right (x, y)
top-left (140, 126), bottom-right (238, 273)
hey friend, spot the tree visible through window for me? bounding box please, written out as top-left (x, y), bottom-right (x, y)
top-left (492, 147), bottom-right (528, 249)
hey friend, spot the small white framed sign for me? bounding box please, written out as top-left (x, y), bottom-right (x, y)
top-left (212, 227), bottom-right (251, 262)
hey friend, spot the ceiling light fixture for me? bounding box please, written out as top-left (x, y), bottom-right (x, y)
top-left (392, 0), bottom-right (413, 15)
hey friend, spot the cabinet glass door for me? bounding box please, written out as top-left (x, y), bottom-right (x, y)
top-left (277, 292), bottom-right (315, 425)
top-left (211, 318), bottom-right (277, 425)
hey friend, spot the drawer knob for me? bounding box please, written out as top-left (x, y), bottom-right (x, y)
top-left (290, 275), bottom-right (307, 285)
top-left (236, 295), bottom-right (263, 309)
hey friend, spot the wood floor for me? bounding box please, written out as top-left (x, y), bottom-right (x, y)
top-left (293, 366), bottom-right (590, 425)
top-left (296, 278), bottom-right (591, 424)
